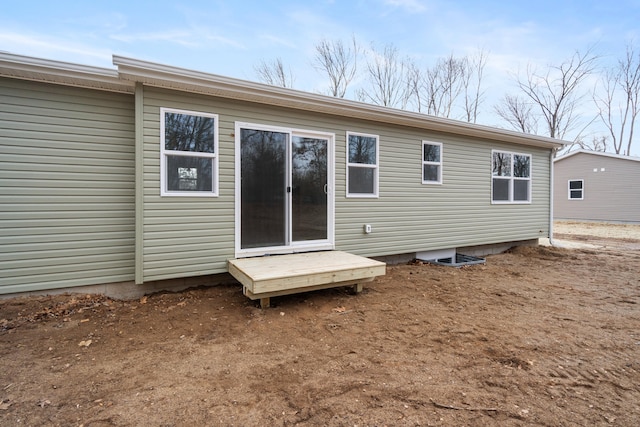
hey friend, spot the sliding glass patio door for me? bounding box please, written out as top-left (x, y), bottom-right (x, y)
top-left (237, 124), bottom-right (333, 255)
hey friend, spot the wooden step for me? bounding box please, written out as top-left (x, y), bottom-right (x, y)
top-left (228, 251), bottom-right (386, 307)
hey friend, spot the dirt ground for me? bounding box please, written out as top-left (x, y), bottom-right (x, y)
top-left (1, 221), bottom-right (639, 426)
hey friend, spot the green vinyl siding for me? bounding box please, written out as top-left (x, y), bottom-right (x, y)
top-left (141, 88), bottom-right (235, 282)
top-left (0, 78), bottom-right (135, 294)
top-left (335, 125), bottom-right (551, 257)
top-left (141, 87), bottom-right (551, 282)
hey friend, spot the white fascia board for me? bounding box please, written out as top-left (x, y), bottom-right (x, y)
top-left (113, 55), bottom-right (566, 151)
top-left (0, 52), bottom-right (134, 93)
top-left (555, 149), bottom-right (640, 163)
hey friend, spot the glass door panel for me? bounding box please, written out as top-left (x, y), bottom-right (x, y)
top-left (291, 136), bottom-right (328, 242)
top-left (240, 129), bottom-right (288, 249)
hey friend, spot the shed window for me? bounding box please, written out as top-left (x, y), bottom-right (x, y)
top-left (568, 179), bottom-right (584, 200)
top-left (161, 108), bottom-right (219, 197)
top-left (347, 132), bottom-right (378, 197)
top-left (422, 141), bottom-right (442, 184)
top-left (491, 150), bottom-right (531, 203)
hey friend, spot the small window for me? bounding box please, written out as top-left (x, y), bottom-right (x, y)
top-left (347, 132), bottom-right (378, 197)
top-left (422, 141), bottom-right (442, 184)
top-left (491, 150), bottom-right (531, 203)
top-left (161, 108), bottom-right (219, 197)
top-left (568, 179), bottom-right (584, 200)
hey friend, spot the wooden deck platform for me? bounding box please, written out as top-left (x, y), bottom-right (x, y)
top-left (228, 251), bottom-right (386, 308)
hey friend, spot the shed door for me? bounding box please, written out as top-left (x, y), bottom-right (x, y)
top-left (237, 124), bottom-right (333, 256)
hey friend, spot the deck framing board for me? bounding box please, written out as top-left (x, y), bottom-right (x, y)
top-left (228, 251), bottom-right (385, 295)
top-left (242, 277), bottom-right (373, 301)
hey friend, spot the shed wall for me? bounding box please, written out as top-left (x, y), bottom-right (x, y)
top-left (0, 78), bottom-right (135, 294)
top-left (142, 87), bottom-right (551, 282)
top-left (554, 153), bottom-right (640, 222)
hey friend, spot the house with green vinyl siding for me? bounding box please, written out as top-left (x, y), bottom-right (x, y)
top-left (0, 52), bottom-right (564, 298)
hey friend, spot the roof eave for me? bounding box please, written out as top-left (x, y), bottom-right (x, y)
top-left (555, 149), bottom-right (640, 162)
top-left (113, 55), bottom-right (565, 150)
top-left (0, 52), bottom-right (134, 94)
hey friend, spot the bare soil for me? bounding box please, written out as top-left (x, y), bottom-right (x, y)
top-left (554, 220), bottom-right (640, 251)
top-left (1, 222), bottom-right (640, 426)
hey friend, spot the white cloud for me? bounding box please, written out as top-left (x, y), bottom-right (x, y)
top-left (63, 12), bottom-right (129, 33)
top-left (0, 31), bottom-right (112, 65)
top-left (382, 0), bottom-right (428, 13)
top-left (190, 26), bottom-right (246, 50)
top-left (109, 30), bottom-right (199, 47)
top-left (109, 27), bottom-right (245, 50)
top-left (257, 33), bottom-right (297, 49)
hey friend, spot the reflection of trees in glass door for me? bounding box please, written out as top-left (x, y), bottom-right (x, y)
top-left (292, 136), bottom-right (328, 242)
top-left (240, 129), bottom-right (287, 249)
top-left (239, 126), bottom-right (330, 251)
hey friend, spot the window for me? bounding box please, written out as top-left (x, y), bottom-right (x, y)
top-left (422, 141), bottom-right (442, 184)
top-left (161, 108), bottom-right (218, 197)
top-left (568, 179), bottom-right (584, 200)
top-left (347, 132), bottom-right (378, 197)
top-left (491, 150), bottom-right (531, 203)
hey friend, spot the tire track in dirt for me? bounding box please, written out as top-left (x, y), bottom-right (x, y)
top-left (545, 355), bottom-right (638, 391)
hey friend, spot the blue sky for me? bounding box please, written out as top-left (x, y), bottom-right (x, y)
top-left (2, 0), bottom-right (640, 153)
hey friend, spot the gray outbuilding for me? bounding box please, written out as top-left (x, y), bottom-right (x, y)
top-left (554, 150), bottom-right (640, 223)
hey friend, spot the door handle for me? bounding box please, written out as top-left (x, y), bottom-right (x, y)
top-left (323, 184), bottom-right (328, 194)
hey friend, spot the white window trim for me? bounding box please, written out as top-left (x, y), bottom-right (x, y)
top-left (491, 150), bottom-right (532, 204)
top-left (346, 131), bottom-right (379, 198)
top-left (422, 140), bottom-right (443, 185)
top-left (568, 179), bottom-right (584, 200)
top-left (160, 107), bottom-right (219, 197)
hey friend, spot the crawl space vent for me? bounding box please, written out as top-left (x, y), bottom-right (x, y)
top-left (424, 253), bottom-right (485, 267)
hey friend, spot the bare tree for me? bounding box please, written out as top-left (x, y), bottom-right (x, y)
top-left (254, 58), bottom-right (295, 88)
top-left (494, 94), bottom-right (538, 133)
top-left (594, 43), bottom-right (640, 155)
top-left (357, 43), bottom-right (411, 109)
top-left (572, 135), bottom-right (609, 152)
top-left (423, 54), bottom-right (466, 117)
top-left (508, 49), bottom-right (599, 141)
top-left (405, 61), bottom-right (423, 112)
top-left (406, 50), bottom-right (486, 121)
top-left (461, 49), bottom-right (488, 123)
top-left (313, 36), bottom-right (359, 97)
